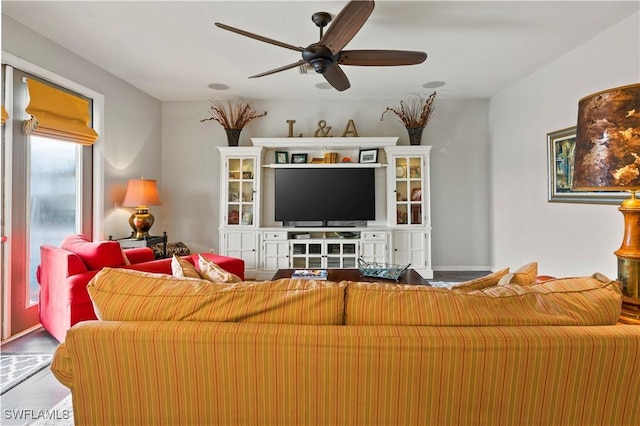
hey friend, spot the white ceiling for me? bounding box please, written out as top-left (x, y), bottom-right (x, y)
top-left (3, 1), bottom-right (638, 101)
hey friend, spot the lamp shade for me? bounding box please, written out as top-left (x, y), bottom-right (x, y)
top-left (122, 178), bottom-right (162, 207)
top-left (572, 83), bottom-right (640, 191)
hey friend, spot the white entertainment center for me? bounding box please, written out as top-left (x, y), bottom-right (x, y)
top-left (218, 137), bottom-right (433, 280)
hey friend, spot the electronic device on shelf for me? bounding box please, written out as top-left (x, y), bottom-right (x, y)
top-left (274, 168), bottom-right (375, 227)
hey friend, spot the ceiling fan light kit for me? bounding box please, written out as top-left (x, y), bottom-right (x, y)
top-left (215, 1), bottom-right (427, 92)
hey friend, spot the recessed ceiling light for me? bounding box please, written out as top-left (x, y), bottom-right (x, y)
top-left (422, 81), bottom-right (445, 89)
top-left (315, 82), bottom-right (333, 90)
top-left (208, 83), bottom-right (230, 90)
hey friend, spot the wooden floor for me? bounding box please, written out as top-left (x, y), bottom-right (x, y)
top-left (0, 270), bottom-right (489, 419)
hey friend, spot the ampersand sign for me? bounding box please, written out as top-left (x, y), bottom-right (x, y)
top-left (314, 120), bottom-right (333, 137)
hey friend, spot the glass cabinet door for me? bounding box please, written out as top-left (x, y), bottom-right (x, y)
top-left (227, 158), bottom-right (255, 226)
top-left (326, 242), bottom-right (358, 268)
top-left (394, 156), bottom-right (423, 225)
top-left (291, 242), bottom-right (323, 268)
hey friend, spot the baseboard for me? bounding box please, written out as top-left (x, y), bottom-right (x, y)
top-left (1, 324), bottom-right (44, 346)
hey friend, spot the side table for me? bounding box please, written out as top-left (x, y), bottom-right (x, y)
top-left (109, 231), bottom-right (168, 259)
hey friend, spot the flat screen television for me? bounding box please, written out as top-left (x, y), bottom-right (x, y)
top-left (274, 167), bottom-right (375, 226)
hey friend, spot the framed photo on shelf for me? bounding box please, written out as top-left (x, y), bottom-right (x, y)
top-left (547, 126), bottom-right (627, 204)
top-left (275, 151), bottom-right (289, 164)
top-left (409, 166), bottom-right (421, 178)
top-left (359, 148), bottom-right (378, 163)
top-left (411, 188), bottom-right (422, 201)
top-left (291, 153), bottom-right (308, 164)
top-left (241, 212), bottom-right (253, 225)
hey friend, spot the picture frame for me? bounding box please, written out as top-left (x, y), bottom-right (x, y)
top-left (409, 166), bottom-right (420, 179)
top-left (241, 212), bottom-right (253, 226)
top-left (547, 126), bottom-right (627, 204)
top-left (359, 148), bottom-right (378, 163)
top-left (411, 188), bottom-right (422, 201)
top-left (291, 153), bottom-right (308, 164)
top-left (275, 151), bottom-right (289, 164)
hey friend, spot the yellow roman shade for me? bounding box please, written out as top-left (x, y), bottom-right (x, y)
top-left (23, 78), bottom-right (98, 145)
top-left (1, 105), bottom-right (8, 125)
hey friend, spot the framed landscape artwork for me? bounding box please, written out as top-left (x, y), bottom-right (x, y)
top-left (547, 126), bottom-right (627, 204)
top-left (291, 153), bottom-right (308, 164)
top-left (359, 148), bottom-right (378, 163)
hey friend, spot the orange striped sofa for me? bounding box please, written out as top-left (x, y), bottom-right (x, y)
top-left (52, 268), bottom-right (640, 426)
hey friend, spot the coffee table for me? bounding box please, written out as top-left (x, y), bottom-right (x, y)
top-left (272, 268), bottom-right (430, 285)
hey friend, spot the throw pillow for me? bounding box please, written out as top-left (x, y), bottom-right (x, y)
top-left (451, 268), bottom-right (509, 291)
top-left (497, 262), bottom-right (538, 286)
top-left (87, 268), bottom-right (346, 325)
top-left (60, 234), bottom-right (127, 270)
top-left (198, 254), bottom-right (241, 283)
top-left (344, 273), bottom-right (621, 326)
top-left (171, 255), bottom-right (200, 279)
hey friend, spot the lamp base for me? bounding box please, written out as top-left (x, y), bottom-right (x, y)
top-left (615, 200), bottom-right (640, 324)
top-left (620, 296), bottom-right (640, 325)
top-left (617, 257), bottom-right (640, 324)
top-left (128, 208), bottom-right (155, 240)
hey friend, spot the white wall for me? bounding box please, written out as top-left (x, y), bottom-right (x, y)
top-left (162, 99), bottom-right (491, 270)
top-left (2, 15), bottom-right (163, 240)
top-left (489, 12), bottom-right (640, 278)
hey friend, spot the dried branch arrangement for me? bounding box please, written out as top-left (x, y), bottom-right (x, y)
top-left (380, 91), bottom-right (437, 128)
top-left (201, 99), bottom-right (267, 129)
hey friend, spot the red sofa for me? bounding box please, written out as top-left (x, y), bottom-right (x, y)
top-left (37, 235), bottom-right (244, 342)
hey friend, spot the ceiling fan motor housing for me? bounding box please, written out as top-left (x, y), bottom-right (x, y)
top-left (302, 44), bottom-right (340, 74)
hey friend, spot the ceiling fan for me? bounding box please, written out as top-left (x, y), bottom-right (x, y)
top-left (214, 1), bottom-right (427, 92)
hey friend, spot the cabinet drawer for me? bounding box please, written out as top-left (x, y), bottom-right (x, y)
top-left (263, 231), bottom-right (287, 241)
top-left (361, 231), bottom-right (387, 240)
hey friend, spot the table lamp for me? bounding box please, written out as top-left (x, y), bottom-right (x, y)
top-left (121, 178), bottom-right (163, 239)
top-left (571, 83), bottom-right (640, 324)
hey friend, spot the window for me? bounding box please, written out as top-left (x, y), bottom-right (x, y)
top-left (29, 135), bottom-right (80, 302)
top-left (1, 58), bottom-right (103, 339)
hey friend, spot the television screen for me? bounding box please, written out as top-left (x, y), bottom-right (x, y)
top-left (274, 168), bottom-right (375, 224)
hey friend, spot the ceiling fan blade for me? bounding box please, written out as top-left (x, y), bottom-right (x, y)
top-left (320, 1), bottom-right (374, 55)
top-left (215, 22), bottom-right (305, 53)
top-left (339, 50), bottom-right (427, 66)
top-left (323, 63), bottom-right (351, 92)
top-left (249, 60), bottom-right (307, 79)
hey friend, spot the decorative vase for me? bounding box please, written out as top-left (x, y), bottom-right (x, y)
top-left (225, 128), bottom-right (242, 147)
top-left (406, 127), bottom-right (424, 146)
